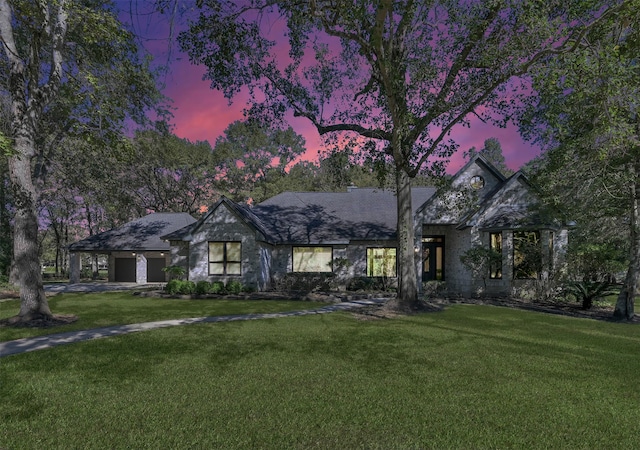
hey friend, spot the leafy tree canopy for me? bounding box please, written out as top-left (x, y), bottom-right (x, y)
top-left (519, 0), bottom-right (640, 319)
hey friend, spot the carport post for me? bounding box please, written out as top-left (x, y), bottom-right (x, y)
top-left (69, 253), bottom-right (81, 283)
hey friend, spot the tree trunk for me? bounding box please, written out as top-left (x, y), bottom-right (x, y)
top-left (8, 145), bottom-right (52, 321)
top-left (613, 163), bottom-right (639, 321)
top-left (387, 167), bottom-right (419, 312)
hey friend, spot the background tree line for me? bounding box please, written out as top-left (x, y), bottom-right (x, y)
top-left (0, 116), bottom-right (436, 282)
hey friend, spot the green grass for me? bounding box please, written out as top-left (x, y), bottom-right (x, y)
top-left (0, 292), bottom-right (321, 341)
top-left (1, 304), bottom-right (639, 449)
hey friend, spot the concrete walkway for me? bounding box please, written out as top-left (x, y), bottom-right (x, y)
top-left (43, 282), bottom-right (164, 294)
top-left (0, 299), bottom-right (385, 358)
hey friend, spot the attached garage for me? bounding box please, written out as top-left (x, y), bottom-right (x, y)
top-left (68, 213), bottom-right (197, 284)
top-left (114, 258), bottom-right (136, 282)
top-left (147, 258), bottom-right (167, 282)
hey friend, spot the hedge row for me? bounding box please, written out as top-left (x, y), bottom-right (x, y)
top-left (164, 279), bottom-right (250, 296)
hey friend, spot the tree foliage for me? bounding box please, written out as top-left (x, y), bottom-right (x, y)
top-left (0, 0), bottom-right (163, 321)
top-left (213, 120), bottom-right (306, 202)
top-left (465, 137), bottom-right (514, 176)
top-left (125, 129), bottom-right (219, 214)
top-left (179, 0), bottom-right (622, 309)
top-left (460, 245), bottom-right (502, 290)
top-left (520, 0), bottom-right (640, 319)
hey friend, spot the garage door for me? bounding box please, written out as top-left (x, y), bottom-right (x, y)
top-left (147, 258), bottom-right (167, 282)
top-left (114, 258), bottom-right (136, 282)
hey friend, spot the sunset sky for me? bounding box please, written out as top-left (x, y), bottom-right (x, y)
top-left (120, 2), bottom-right (541, 174)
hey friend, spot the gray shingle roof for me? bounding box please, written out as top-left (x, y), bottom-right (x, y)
top-left (163, 188), bottom-right (436, 245)
top-left (69, 213), bottom-right (197, 252)
top-left (253, 188), bottom-right (435, 243)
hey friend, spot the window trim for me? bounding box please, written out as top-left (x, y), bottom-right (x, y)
top-left (208, 241), bottom-right (242, 276)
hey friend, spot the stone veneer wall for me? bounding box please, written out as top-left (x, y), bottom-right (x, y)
top-left (186, 204), bottom-right (264, 290)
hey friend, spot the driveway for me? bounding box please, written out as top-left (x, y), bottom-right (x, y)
top-left (44, 282), bottom-right (164, 294)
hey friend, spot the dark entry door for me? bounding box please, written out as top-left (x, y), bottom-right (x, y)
top-left (422, 236), bottom-right (445, 281)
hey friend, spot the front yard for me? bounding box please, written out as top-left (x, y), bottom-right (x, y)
top-left (1, 293), bottom-right (639, 449)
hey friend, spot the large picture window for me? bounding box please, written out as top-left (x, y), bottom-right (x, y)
top-left (513, 231), bottom-right (541, 279)
top-left (292, 247), bottom-right (333, 272)
top-left (209, 242), bottom-right (242, 275)
top-left (367, 248), bottom-right (397, 277)
top-left (490, 232), bottom-right (503, 279)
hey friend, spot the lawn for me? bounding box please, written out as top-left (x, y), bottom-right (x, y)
top-left (1, 302), bottom-right (639, 449)
top-left (0, 292), bottom-right (322, 341)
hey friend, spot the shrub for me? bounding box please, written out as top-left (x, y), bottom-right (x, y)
top-left (347, 276), bottom-right (375, 291)
top-left (178, 280), bottom-right (196, 295)
top-left (165, 279), bottom-right (196, 295)
top-left (563, 280), bottom-right (618, 310)
top-left (195, 281), bottom-right (211, 295)
top-left (209, 281), bottom-right (225, 294)
top-left (165, 279), bottom-right (181, 295)
top-left (163, 265), bottom-right (186, 280)
top-left (346, 277), bottom-right (395, 292)
top-left (273, 273), bottom-right (335, 292)
top-left (460, 246), bottom-right (502, 289)
top-left (225, 280), bottom-right (243, 295)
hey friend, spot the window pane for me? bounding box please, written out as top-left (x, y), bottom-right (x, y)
top-left (227, 263), bottom-right (241, 275)
top-left (209, 262), bottom-right (225, 275)
top-left (490, 233), bottom-right (502, 252)
top-left (367, 248), bottom-right (397, 277)
top-left (293, 247), bottom-right (332, 272)
top-left (514, 231), bottom-right (541, 279)
top-left (490, 233), bottom-right (503, 279)
top-left (209, 243), bottom-right (224, 262)
top-left (227, 242), bottom-right (241, 262)
top-left (435, 247), bottom-right (443, 280)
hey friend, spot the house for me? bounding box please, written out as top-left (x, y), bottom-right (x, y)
top-left (68, 213), bottom-right (197, 283)
top-left (161, 156), bottom-right (569, 297)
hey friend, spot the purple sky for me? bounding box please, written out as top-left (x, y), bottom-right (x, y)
top-left (122, 3), bottom-right (541, 174)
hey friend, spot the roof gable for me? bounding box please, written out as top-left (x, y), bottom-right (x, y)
top-left (417, 155), bottom-right (508, 224)
top-left (459, 171), bottom-right (562, 230)
top-left (162, 197), bottom-right (269, 242)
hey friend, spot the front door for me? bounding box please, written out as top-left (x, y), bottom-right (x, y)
top-left (422, 236), bottom-right (445, 281)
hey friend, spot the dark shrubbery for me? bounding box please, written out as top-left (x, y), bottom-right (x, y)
top-left (164, 279), bottom-right (248, 296)
top-left (225, 280), bottom-right (243, 294)
top-left (347, 276), bottom-right (395, 292)
top-left (210, 281), bottom-right (225, 294)
top-left (165, 279), bottom-right (196, 295)
top-left (273, 273), bottom-right (336, 292)
top-left (563, 280), bottom-right (618, 310)
top-left (195, 281), bottom-right (211, 295)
